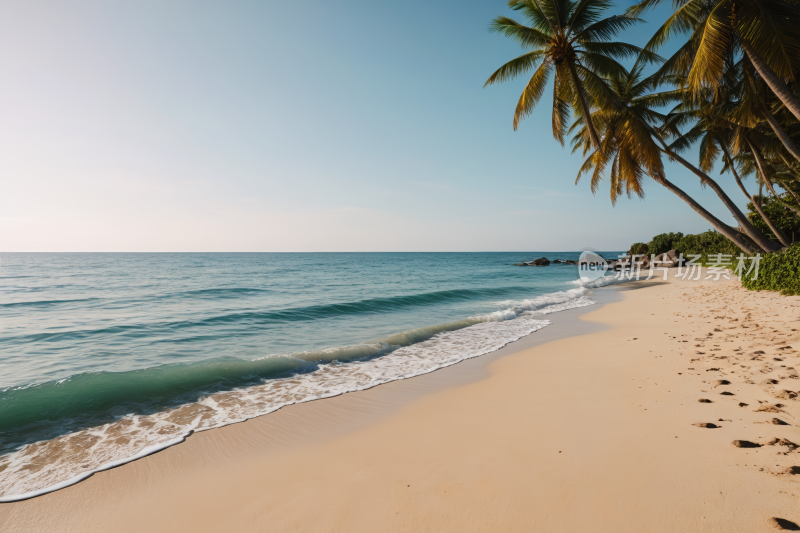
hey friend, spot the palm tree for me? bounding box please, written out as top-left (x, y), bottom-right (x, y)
top-left (570, 58), bottom-right (761, 253)
top-left (484, 0), bottom-right (658, 148)
top-left (660, 62), bottom-right (783, 251)
top-left (629, 0), bottom-right (800, 121)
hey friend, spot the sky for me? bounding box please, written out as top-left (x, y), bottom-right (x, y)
top-left (0, 0), bottom-right (756, 252)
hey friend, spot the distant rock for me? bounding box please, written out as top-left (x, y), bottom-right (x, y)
top-left (513, 257), bottom-right (550, 266)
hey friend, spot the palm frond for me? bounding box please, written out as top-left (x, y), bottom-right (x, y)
top-left (489, 17), bottom-right (552, 45)
top-left (573, 14), bottom-right (643, 43)
top-left (512, 61), bottom-right (553, 130)
top-left (484, 50), bottom-right (548, 86)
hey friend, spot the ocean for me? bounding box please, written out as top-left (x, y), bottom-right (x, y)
top-left (0, 252), bottom-right (622, 501)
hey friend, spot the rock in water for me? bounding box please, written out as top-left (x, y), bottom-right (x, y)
top-left (514, 257), bottom-right (550, 266)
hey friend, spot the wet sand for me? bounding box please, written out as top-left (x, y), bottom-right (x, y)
top-left (2, 274), bottom-right (799, 532)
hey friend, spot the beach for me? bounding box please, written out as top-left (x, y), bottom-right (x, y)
top-left (2, 271), bottom-right (798, 532)
top-left (5, 0), bottom-right (800, 528)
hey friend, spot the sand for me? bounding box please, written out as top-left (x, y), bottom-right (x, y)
top-left (2, 273), bottom-right (799, 532)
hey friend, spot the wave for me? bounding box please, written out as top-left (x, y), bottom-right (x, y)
top-left (0, 288), bottom-right (268, 312)
top-left (0, 298), bottom-right (101, 309)
top-left (569, 274), bottom-right (628, 289)
top-left (176, 287), bottom-right (273, 299)
top-left (0, 281), bottom-right (607, 502)
top-left (0, 286), bottom-right (533, 345)
top-left (0, 286), bottom-right (580, 439)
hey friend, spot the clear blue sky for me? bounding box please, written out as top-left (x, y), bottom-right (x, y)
top-left (0, 0), bottom-right (751, 251)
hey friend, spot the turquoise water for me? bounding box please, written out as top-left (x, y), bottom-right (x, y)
top-left (0, 252), bottom-right (620, 499)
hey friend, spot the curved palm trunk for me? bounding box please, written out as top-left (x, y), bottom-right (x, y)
top-left (741, 39), bottom-right (800, 123)
top-left (659, 146), bottom-right (777, 251)
top-left (758, 183), bottom-right (793, 247)
top-left (759, 103), bottom-right (800, 163)
top-left (568, 62), bottom-right (601, 148)
top-left (777, 153), bottom-right (800, 206)
top-left (654, 175), bottom-right (759, 254)
top-left (721, 147), bottom-right (784, 252)
top-left (747, 139), bottom-right (793, 247)
top-left (764, 174), bottom-right (800, 216)
top-left (749, 140), bottom-right (800, 217)
top-left (764, 172), bottom-right (800, 217)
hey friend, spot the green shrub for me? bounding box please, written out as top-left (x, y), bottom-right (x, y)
top-left (628, 230), bottom-right (740, 264)
top-left (674, 230), bottom-right (742, 264)
top-left (627, 228), bottom-right (800, 296)
top-left (747, 195), bottom-right (800, 244)
top-left (647, 232), bottom-right (683, 256)
top-left (741, 243), bottom-right (800, 296)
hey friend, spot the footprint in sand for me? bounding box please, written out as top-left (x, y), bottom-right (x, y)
top-left (755, 404), bottom-right (788, 414)
top-left (767, 438), bottom-right (799, 452)
top-left (768, 517), bottom-right (800, 530)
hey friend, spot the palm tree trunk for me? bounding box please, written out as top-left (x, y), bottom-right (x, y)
top-left (658, 146), bottom-right (776, 251)
top-left (777, 153), bottom-right (800, 206)
top-left (568, 62), bottom-right (601, 149)
top-left (721, 147), bottom-right (784, 252)
top-left (758, 102), bottom-right (800, 163)
top-left (747, 139), bottom-right (793, 247)
top-left (654, 174), bottom-right (759, 254)
top-left (763, 174), bottom-right (800, 216)
top-left (741, 39), bottom-right (800, 123)
top-left (749, 140), bottom-right (800, 217)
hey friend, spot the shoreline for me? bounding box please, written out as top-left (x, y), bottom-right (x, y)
top-left (0, 279), bottom-right (616, 504)
top-left (3, 275), bottom-right (799, 531)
